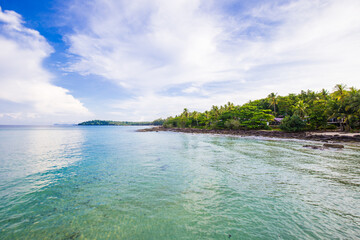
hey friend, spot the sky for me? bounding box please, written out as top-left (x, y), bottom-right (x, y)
top-left (0, 0), bottom-right (359, 124)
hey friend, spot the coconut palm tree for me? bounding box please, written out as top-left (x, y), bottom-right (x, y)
top-left (294, 100), bottom-right (308, 119)
top-left (225, 102), bottom-right (235, 111)
top-left (268, 93), bottom-right (278, 115)
top-left (319, 89), bottom-right (329, 100)
top-left (181, 108), bottom-right (189, 118)
top-left (332, 84), bottom-right (347, 101)
top-left (211, 105), bottom-right (219, 119)
top-left (192, 111), bottom-right (199, 127)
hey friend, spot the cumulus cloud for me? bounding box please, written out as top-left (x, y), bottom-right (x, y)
top-left (0, 7), bottom-right (91, 124)
top-left (65, 0), bottom-right (360, 120)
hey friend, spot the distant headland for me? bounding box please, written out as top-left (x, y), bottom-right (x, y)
top-left (78, 119), bottom-right (164, 126)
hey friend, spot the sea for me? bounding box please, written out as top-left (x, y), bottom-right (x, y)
top-left (0, 125), bottom-right (359, 239)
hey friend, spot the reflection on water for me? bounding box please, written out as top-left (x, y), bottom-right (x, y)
top-left (0, 126), bottom-right (359, 239)
top-left (0, 127), bottom-right (84, 201)
top-left (0, 126), bottom-right (84, 178)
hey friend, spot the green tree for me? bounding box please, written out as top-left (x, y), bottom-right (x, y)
top-left (268, 92), bottom-right (278, 115)
top-left (294, 100), bottom-right (308, 119)
top-left (280, 115), bottom-right (306, 132)
top-left (307, 100), bottom-right (328, 129)
top-left (162, 84), bottom-right (360, 132)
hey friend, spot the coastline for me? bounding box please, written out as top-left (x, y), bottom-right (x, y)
top-left (138, 126), bottom-right (360, 143)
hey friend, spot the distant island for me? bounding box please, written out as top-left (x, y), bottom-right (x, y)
top-left (78, 119), bottom-right (164, 126)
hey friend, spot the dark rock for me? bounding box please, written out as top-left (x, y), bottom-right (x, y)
top-left (303, 145), bottom-right (323, 149)
top-left (323, 143), bottom-right (344, 149)
top-left (138, 127), bottom-right (360, 143)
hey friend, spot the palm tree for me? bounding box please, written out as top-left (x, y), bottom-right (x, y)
top-left (182, 108), bottom-right (189, 118)
top-left (348, 87), bottom-right (358, 95)
top-left (204, 111), bottom-right (210, 127)
top-left (268, 93), bottom-right (278, 115)
top-left (319, 89), bottom-right (329, 100)
top-left (294, 100), bottom-right (308, 119)
top-left (211, 105), bottom-right (219, 119)
top-left (330, 84), bottom-right (349, 131)
top-left (345, 88), bottom-right (360, 130)
top-left (225, 102), bottom-right (235, 111)
top-left (332, 84), bottom-right (347, 101)
top-left (178, 108), bottom-right (190, 128)
top-left (192, 111), bottom-right (199, 127)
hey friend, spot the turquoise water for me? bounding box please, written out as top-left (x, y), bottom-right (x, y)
top-left (0, 126), bottom-right (359, 239)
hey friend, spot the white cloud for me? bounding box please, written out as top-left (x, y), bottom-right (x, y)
top-left (66, 0), bottom-right (232, 89)
top-left (0, 7), bottom-right (91, 124)
top-left (108, 94), bottom-right (218, 121)
top-left (65, 0), bottom-right (360, 120)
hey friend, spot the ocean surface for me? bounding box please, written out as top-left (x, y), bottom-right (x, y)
top-left (0, 126), bottom-right (359, 239)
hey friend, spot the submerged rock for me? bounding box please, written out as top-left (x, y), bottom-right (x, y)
top-left (303, 145), bottom-right (323, 150)
top-left (323, 143), bottom-right (344, 149)
top-left (160, 164), bottom-right (170, 171)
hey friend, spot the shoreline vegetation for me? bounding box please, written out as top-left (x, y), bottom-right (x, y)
top-left (81, 84), bottom-right (360, 142)
top-left (152, 84), bottom-right (360, 142)
top-left (159, 84), bottom-right (360, 133)
top-left (146, 84), bottom-right (360, 143)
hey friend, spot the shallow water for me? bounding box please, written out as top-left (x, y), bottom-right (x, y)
top-left (0, 126), bottom-right (359, 239)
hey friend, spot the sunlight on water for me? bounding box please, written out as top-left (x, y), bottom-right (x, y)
top-left (0, 126), bottom-right (359, 239)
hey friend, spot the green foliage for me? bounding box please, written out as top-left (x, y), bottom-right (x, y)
top-left (79, 120), bottom-right (153, 126)
top-left (279, 115), bottom-right (306, 132)
top-left (235, 105), bottom-right (274, 129)
top-left (327, 85), bottom-right (360, 131)
top-left (162, 84), bottom-right (360, 132)
top-left (164, 104), bottom-right (274, 130)
top-left (152, 118), bottom-right (165, 126)
top-left (224, 119), bottom-right (240, 129)
top-left (268, 92), bottom-right (278, 115)
top-left (307, 99), bottom-right (328, 129)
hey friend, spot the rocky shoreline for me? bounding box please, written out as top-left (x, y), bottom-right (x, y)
top-left (138, 126), bottom-right (360, 143)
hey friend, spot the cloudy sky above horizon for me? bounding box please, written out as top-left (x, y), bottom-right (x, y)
top-left (0, 0), bottom-right (359, 124)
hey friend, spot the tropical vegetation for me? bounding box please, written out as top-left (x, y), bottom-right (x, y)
top-left (162, 84), bottom-right (360, 132)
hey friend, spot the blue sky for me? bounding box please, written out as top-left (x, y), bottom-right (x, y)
top-left (0, 0), bottom-right (359, 124)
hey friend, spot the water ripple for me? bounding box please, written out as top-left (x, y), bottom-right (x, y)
top-left (0, 126), bottom-right (359, 239)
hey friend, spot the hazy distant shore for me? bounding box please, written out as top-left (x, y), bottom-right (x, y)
top-left (139, 127), bottom-right (360, 143)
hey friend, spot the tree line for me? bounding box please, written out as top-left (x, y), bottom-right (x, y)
top-left (162, 84), bottom-right (360, 132)
top-left (78, 120), bottom-right (164, 126)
